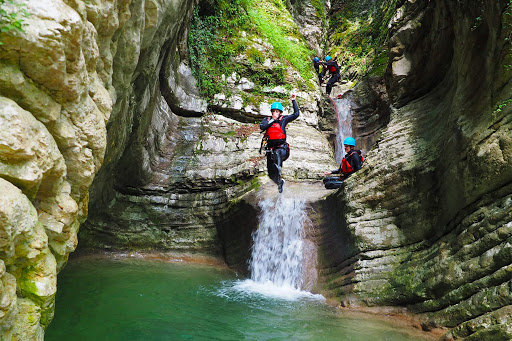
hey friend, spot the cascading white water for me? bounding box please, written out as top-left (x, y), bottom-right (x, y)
top-left (333, 97), bottom-right (353, 164)
top-left (249, 196), bottom-right (308, 290)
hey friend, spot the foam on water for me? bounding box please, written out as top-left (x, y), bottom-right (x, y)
top-left (230, 279), bottom-right (325, 301)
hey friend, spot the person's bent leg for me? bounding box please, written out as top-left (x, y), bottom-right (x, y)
top-left (267, 152), bottom-right (280, 184)
top-left (324, 180), bottom-right (343, 189)
top-left (323, 176), bottom-right (339, 184)
top-left (326, 75), bottom-right (337, 95)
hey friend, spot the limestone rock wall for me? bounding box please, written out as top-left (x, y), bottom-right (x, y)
top-left (0, 0), bottom-right (198, 338)
top-left (318, 0), bottom-right (512, 338)
top-left (82, 0), bottom-right (336, 253)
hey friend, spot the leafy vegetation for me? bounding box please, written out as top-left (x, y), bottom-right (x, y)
top-left (0, 0), bottom-right (29, 45)
top-left (188, 0), bottom-right (315, 100)
top-left (188, 0), bottom-right (251, 98)
top-left (248, 1), bottom-right (314, 87)
top-left (328, 0), bottom-right (404, 78)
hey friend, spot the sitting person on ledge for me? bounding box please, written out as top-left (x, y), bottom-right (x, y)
top-left (323, 137), bottom-right (363, 189)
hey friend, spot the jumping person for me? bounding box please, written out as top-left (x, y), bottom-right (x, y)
top-left (260, 94), bottom-right (300, 193)
top-left (313, 57), bottom-right (323, 84)
top-left (323, 137), bottom-right (363, 189)
top-left (322, 55), bottom-right (341, 96)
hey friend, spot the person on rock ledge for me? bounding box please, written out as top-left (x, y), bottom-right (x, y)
top-left (260, 94), bottom-right (300, 193)
top-left (313, 57), bottom-right (323, 84)
top-left (322, 54), bottom-right (341, 96)
top-left (323, 137), bottom-right (363, 189)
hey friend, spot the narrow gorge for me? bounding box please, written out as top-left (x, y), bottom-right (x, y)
top-left (0, 0), bottom-right (511, 340)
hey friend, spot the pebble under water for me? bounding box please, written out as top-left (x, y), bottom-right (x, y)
top-left (45, 258), bottom-right (432, 341)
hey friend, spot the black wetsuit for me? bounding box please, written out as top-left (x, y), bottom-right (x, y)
top-left (260, 100), bottom-right (300, 185)
top-left (324, 149), bottom-right (363, 189)
top-left (323, 59), bottom-right (341, 95)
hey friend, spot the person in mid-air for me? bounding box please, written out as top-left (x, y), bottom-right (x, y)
top-left (260, 94), bottom-right (300, 193)
top-left (323, 137), bottom-right (363, 189)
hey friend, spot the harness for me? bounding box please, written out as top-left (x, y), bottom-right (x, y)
top-left (260, 135), bottom-right (290, 154)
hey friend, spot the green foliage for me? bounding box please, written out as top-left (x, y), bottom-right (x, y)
top-left (246, 46), bottom-right (264, 63)
top-left (311, 0), bottom-right (325, 17)
top-left (492, 98), bottom-right (512, 115)
top-left (471, 16), bottom-right (483, 31)
top-left (329, 0), bottom-right (402, 78)
top-left (0, 0), bottom-right (29, 45)
top-left (188, 0), bottom-right (251, 98)
top-left (248, 1), bottom-right (314, 88)
top-left (188, 0), bottom-right (315, 99)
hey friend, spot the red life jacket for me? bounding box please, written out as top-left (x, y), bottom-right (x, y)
top-left (328, 61), bottom-right (340, 73)
top-left (265, 116), bottom-right (286, 140)
top-left (341, 150), bottom-right (364, 174)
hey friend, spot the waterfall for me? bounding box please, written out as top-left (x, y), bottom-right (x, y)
top-left (332, 97), bottom-right (353, 164)
top-left (249, 196), bottom-right (308, 290)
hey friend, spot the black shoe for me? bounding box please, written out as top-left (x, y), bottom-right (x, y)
top-left (278, 179), bottom-right (285, 193)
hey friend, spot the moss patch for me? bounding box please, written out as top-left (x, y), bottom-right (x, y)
top-left (328, 0), bottom-right (402, 79)
top-left (188, 0), bottom-right (315, 101)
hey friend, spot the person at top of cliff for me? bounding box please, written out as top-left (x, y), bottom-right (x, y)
top-left (323, 137), bottom-right (363, 189)
top-left (260, 94), bottom-right (300, 193)
top-left (313, 57), bottom-right (323, 84)
top-left (322, 54), bottom-right (341, 96)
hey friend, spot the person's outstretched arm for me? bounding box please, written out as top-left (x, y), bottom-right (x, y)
top-left (283, 94), bottom-right (300, 124)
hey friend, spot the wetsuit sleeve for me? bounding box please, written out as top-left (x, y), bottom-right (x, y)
top-left (260, 117), bottom-right (274, 131)
top-left (330, 165), bottom-right (341, 174)
top-left (282, 100), bottom-right (300, 126)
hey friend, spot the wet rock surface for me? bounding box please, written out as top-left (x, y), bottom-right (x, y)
top-left (316, 0), bottom-right (512, 339)
top-left (0, 0), bottom-right (510, 339)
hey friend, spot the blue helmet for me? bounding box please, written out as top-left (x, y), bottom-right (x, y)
top-left (343, 137), bottom-right (356, 146)
top-left (270, 102), bottom-right (283, 112)
top-left (325, 55), bottom-right (332, 62)
top-left (313, 57), bottom-right (320, 63)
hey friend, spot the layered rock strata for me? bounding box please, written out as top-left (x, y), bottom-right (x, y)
top-left (83, 0), bottom-right (336, 253)
top-left (317, 0), bottom-right (512, 339)
top-left (0, 0), bottom-right (198, 338)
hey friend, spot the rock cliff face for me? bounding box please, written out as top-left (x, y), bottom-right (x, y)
top-left (0, 0), bottom-right (201, 338)
top-left (0, 0), bottom-right (510, 339)
top-left (0, 0), bottom-right (335, 338)
top-left (82, 0), bottom-right (336, 254)
top-left (317, 0), bottom-right (512, 339)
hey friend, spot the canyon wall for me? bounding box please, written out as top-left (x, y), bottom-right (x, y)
top-left (317, 1), bottom-right (512, 339)
top-left (0, 0), bottom-right (335, 337)
top-left (1, 0), bottom-right (510, 339)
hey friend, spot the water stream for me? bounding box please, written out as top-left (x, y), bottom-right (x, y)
top-left (250, 196), bottom-right (307, 289)
top-left (333, 97), bottom-right (353, 163)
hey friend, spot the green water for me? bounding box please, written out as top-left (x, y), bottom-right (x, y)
top-left (45, 259), bottom-right (429, 341)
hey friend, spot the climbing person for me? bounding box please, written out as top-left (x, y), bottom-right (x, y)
top-left (322, 55), bottom-right (341, 96)
top-left (323, 137), bottom-right (363, 189)
top-left (260, 94), bottom-right (300, 193)
top-left (313, 57), bottom-right (323, 84)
